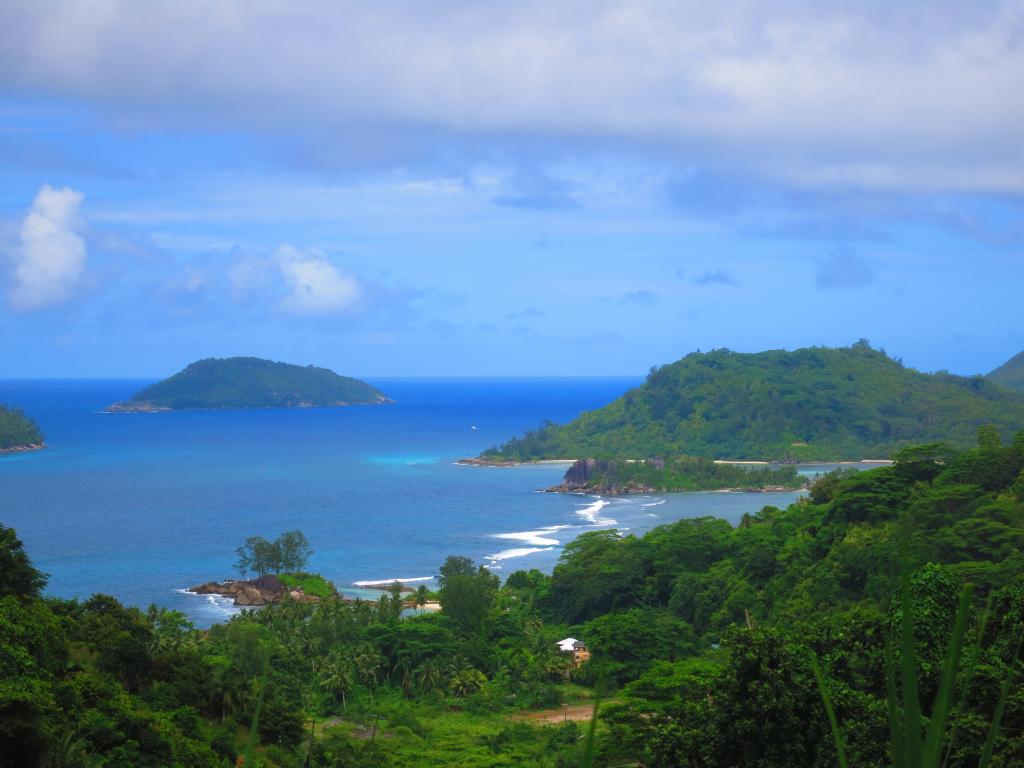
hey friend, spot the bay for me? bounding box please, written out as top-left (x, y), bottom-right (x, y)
top-left (1, 377), bottom-right (827, 627)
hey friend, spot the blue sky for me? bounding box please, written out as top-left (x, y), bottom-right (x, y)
top-left (0, 1), bottom-right (1022, 377)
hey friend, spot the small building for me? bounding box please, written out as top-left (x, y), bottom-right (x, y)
top-left (556, 637), bottom-right (590, 666)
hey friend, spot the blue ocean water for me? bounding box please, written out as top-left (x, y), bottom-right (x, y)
top-left (1, 378), bottom-right (820, 627)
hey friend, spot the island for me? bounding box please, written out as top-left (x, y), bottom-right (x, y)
top-left (988, 349), bottom-right (1024, 392)
top-left (480, 341), bottom-right (1024, 463)
top-left (0, 405), bottom-right (45, 454)
top-left (549, 456), bottom-right (805, 494)
top-left (107, 356), bottom-right (391, 411)
top-left (189, 573), bottom-right (334, 606)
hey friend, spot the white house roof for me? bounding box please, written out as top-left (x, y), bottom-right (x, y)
top-left (556, 637), bottom-right (578, 652)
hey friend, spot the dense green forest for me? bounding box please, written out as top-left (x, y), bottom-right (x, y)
top-left (113, 357), bottom-right (391, 410)
top-left (3, 430), bottom-right (1023, 767)
top-left (988, 350), bottom-right (1024, 392)
top-left (0, 405), bottom-right (44, 450)
top-left (555, 456), bottom-right (803, 493)
top-left (484, 342), bottom-right (1024, 461)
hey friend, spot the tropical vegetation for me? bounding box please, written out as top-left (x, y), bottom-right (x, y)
top-left (0, 404), bottom-right (44, 450)
top-left (484, 342), bottom-right (1024, 461)
top-left (988, 349), bottom-right (1024, 392)
top-left (2, 428), bottom-right (1023, 766)
top-left (557, 456), bottom-right (803, 493)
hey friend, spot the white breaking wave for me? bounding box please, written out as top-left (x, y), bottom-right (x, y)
top-left (575, 498), bottom-right (616, 526)
top-left (485, 546), bottom-right (554, 563)
top-left (641, 498), bottom-right (667, 508)
top-left (493, 530), bottom-right (560, 546)
top-left (353, 576), bottom-right (434, 587)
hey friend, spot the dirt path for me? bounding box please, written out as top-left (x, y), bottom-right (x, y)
top-left (513, 705), bottom-right (595, 724)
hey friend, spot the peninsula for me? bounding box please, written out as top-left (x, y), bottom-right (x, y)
top-left (481, 342), bottom-right (1024, 463)
top-left (549, 456), bottom-right (804, 494)
top-left (0, 405), bottom-right (45, 453)
top-left (107, 356), bottom-right (391, 411)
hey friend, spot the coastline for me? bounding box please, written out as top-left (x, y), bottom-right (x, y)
top-left (0, 443), bottom-right (45, 455)
top-left (104, 398), bottom-right (393, 413)
top-left (456, 457), bottom-right (577, 467)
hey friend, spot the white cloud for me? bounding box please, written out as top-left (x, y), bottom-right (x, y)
top-left (0, 2), bottom-right (1021, 192)
top-left (274, 243), bottom-right (362, 315)
top-left (7, 184), bottom-right (87, 311)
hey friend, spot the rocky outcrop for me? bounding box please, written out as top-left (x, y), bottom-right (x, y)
top-left (105, 401), bottom-right (170, 413)
top-left (552, 458), bottom-right (661, 494)
top-left (189, 576), bottom-right (319, 607)
top-left (0, 443), bottom-right (45, 455)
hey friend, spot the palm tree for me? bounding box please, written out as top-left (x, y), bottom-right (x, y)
top-left (448, 668), bottom-right (487, 698)
top-left (318, 652), bottom-right (355, 711)
top-left (414, 585), bottom-right (430, 610)
top-left (415, 657), bottom-right (445, 696)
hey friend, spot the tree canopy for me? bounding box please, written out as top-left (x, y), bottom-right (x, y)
top-left (116, 356), bottom-right (391, 410)
top-left (0, 405), bottom-right (43, 450)
top-left (484, 343), bottom-right (1024, 461)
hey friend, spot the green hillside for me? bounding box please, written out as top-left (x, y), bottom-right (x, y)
top-left (111, 357), bottom-right (391, 411)
top-left (988, 349), bottom-right (1024, 392)
top-left (484, 342), bottom-right (1024, 461)
top-left (0, 405), bottom-right (44, 450)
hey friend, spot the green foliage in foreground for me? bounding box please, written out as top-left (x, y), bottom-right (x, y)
top-left (3, 430), bottom-right (1024, 766)
top-left (0, 404), bottom-right (44, 450)
top-left (988, 349), bottom-right (1024, 393)
top-left (485, 342), bottom-right (1024, 461)
top-left (564, 455), bottom-right (803, 492)
top-left (124, 356), bottom-right (390, 409)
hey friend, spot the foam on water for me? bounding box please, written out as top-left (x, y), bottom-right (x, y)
top-left (353, 576), bottom-right (435, 586)
top-left (484, 546), bottom-right (555, 569)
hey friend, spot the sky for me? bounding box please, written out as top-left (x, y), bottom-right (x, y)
top-left (0, 1), bottom-right (1022, 378)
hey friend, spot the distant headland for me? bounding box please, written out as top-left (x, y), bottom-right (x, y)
top-left (0, 405), bottom-right (45, 454)
top-left (107, 356), bottom-right (392, 412)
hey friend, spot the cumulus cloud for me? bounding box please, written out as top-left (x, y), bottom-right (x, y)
top-left (7, 184), bottom-right (86, 311)
top-left (1, 2), bottom-right (1021, 192)
top-left (274, 243), bottom-right (362, 314)
top-left (815, 246), bottom-right (875, 289)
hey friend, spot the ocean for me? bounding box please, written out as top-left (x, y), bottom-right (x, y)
top-left (1, 377), bottom-right (835, 627)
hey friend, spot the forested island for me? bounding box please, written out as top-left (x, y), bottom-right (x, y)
top-left (551, 456), bottom-right (804, 494)
top-left (0, 405), bottom-right (44, 452)
top-left (107, 357), bottom-right (391, 411)
top-left (483, 342), bottom-right (1024, 462)
top-left (988, 349), bottom-right (1024, 392)
top-left (2, 429), bottom-right (1023, 766)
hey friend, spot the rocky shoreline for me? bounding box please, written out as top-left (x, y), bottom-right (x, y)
top-left (456, 457), bottom-right (576, 467)
top-left (106, 398), bottom-right (392, 413)
top-left (189, 574), bottom-right (322, 606)
top-left (542, 457), bottom-right (807, 495)
top-left (0, 443), bottom-right (45, 455)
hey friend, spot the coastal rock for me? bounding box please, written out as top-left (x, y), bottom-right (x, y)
top-left (187, 575), bottom-right (319, 607)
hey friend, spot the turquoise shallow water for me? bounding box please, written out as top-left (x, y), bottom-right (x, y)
top-left (0, 377), bottom-right (829, 627)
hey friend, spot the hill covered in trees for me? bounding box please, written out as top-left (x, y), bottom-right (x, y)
top-left (109, 357), bottom-right (391, 411)
top-left (988, 349), bottom-right (1024, 392)
top-left (483, 342), bottom-right (1024, 461)
top-left (2, 431), bottom-right (1023, 766)
top-left (0, 405), bottom-right (44, 451)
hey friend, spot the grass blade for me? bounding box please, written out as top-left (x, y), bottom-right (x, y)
top-left (580, 692), bottom-right (602, 768)
top-left (899, 560), bottom-right (923, 768)
top-left (941, 595), bottom-right (991, 768)
top-left (977, 629), bottom-right (1023, 768)
top-left (810, 652), bottom-right (848, 768)
top-left (923, 585), bottom-right (973, 766)
top-left (886, 641), bottom-right (908, 768)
